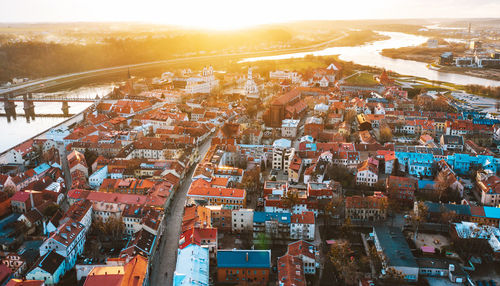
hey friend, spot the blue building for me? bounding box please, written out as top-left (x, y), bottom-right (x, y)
top-left (217, 250), bottom-right (271, 284)
top-left (173, 244), bottom-right (209, 286)
top-left (253, 212), bottom-right (291, 243)
top-left (26, 250), bottom-right (65, 285)
top-left (446, 154), bottom-right (497, 175)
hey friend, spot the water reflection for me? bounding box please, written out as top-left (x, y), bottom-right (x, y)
top-left (0, 84), bottom-right (115, 153)
top-left (242, 31), bottom-right (500, 87)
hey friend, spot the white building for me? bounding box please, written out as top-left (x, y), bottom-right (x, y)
top-left (88, 166), bottom-right (108, 189)
top-left (281, 119), bottom-right (300, 138)
top-left (40, 219), bottom-right (86, 272)
top-left (272, 139), bottom-right (294, 171)
top-left (244, 67), bottom-right (259, 99)
top-left (231, 208), bottom-right (254, 233)
top-left (290, 211), bottom-right (315, 241)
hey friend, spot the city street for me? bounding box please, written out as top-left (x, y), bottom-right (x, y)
top-left (149, 136), bottom-right (213, 286)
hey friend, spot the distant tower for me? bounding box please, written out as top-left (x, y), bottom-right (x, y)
top-left (127, 68), bottom-right (131, 79)
top-left (244, 67), bottom-right (259, 99)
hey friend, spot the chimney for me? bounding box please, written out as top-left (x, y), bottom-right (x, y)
top-left (29, 191), bottom-right (35, 210)
top-left (246, 252), bottom-right (249, 262)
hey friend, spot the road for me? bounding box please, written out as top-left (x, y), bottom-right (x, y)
top-left (0, 32), bottom-right (348, 97)
top-left (149, 136), bottom-right (213, 286)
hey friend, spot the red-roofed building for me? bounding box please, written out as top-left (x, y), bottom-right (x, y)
top-left (345, 196), bottom-right (387, 221)
top-left (278, 254), bottom-right (306, 286)
top-left (285, 240), bottom-right (319, 274)
top-left (179, 227), bottom-right (217, 257)
top-left (67, 150), bottom-right (88, 178)
top-left (386, 176), bottom-right (417, 205)
top-left (187, 184), bottom-right (246, 209)
top-left (290, 211), bottom-right (315, 240)
top-left (356, 158), bottom-right (379, 186)
top-left (11, 191), bottom-right (42, 213)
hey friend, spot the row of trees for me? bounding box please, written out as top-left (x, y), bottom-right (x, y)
top-left (0, 28), bottom-right (293, 83)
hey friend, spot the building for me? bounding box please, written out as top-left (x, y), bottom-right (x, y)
top-left (372, 226), bottom-right (418, 282)
top-left (272, 139), bottom-right (294, 171)
top-left (277, 254), bottom-right (305, 286)
top-left (40, 219), bottom-right (86, 272)
top-left (26, 251), bottom-right (65, 286)
top-left (356, 159), bottom-right (379, 186)
top-left (476, 172), bottom-right (500, 207)
top-left (345, 196), bottom-right (387, 221)
top-left (2, 253), bottom-right (26, 278)
top-left (303, 117), bottom-right (324, 139)
top-left (450, 221), bottom-right (500, 261)
top-left (385, 176), bottom-right (417, 205)
top-left (285, 240), bottom-right (319, 274)
top-left (263, 89), bottom-right (306, 128)
top-left (290, 212), bottom-right (315, 241)
top-left (187, 184), bottom-right (246, 209)
top-left (253, 212), bottom-right (291, 243)
top-left (88, 166), bottom-right (108, 189)
top-left (217, 250), bottom-right (271, 285)
top-left (281, 119), bottom-right (300, 138)
top-left (173, 244), bottom-right (209, 286)
top-left (5, 279), bottom-right (45, 286)
top-left (244, 67), bottom-right (259, 99)
top-left (67, 150), bottom-right (88, 178)
top-left (439, 135), bottom-right (464, 151)
top-left (232, 209), bottom-right (254, 233)
top-left (82, 255), bottom-right (148, 286)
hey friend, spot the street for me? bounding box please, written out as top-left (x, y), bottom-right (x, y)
top-left (149, 137), bottom-right (213, 286)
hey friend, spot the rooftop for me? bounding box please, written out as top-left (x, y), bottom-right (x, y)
top-left (217, 250), bottom-right (271, 269)
top-left (372, 226), bottom-right (417, 268)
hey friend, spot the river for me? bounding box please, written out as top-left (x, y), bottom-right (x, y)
top-left (241, 31), bottom-right (500, 87)
top-left (0, 84), bottom-right (115, 153)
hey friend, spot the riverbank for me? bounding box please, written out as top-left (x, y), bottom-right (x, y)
top-left (380, 46), bottom-right (500, 82)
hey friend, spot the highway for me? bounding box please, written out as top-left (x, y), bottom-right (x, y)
top-left (0, 32), bottom-right (348, 97)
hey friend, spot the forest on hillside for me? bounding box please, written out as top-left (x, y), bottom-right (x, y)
top-left (0, 28), bottom-right (293, 83)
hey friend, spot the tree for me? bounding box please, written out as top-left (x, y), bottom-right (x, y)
top-left (434, 171), bottom-right (450, 202)
top-left (411, 201), bottom-right (428, 241)
top-left (329, 240), bottom-right (361, 285)
top-left (379, 125), bottom-right (393, 144)
top-left (440, 208), bottom-right (457, 231)
top-left (281, 190), bottom-right (300, 213)
top-left (241, 167), bottom-right (261, 194)
top-left (343, 110), bottom-right (357, 125)
top-left (255, 233), bottom-right (271, 250)
top-left (42, 204), bottom-right (60, 217)
top-left (383, 268), bottom-right (406, 284)
top-left (91, 216), bottom-right (125, 241)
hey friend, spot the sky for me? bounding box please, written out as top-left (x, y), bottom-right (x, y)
top-left (1, 0), bottom-right (500, 30)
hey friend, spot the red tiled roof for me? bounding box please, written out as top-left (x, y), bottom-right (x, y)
top-left (291, 211), bottom-right (315, 224)
top-left (345, 196), bottom-right (386, 209)
top-left (188, 186), bottom-right (245, 199)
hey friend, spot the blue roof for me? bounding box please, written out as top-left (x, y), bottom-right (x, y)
top-left (418, 180), bottom-right (435, 190)
top-left (217, 250), bottom-right (271, 269)
top-left (33, 163), bottom-right (51, 175)
top-left (483, 207), bottom-right (500, 219)
top-left (253, 212), bottom-right (291, 224)
top-left (424, 202), bottom-right (471, 216)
